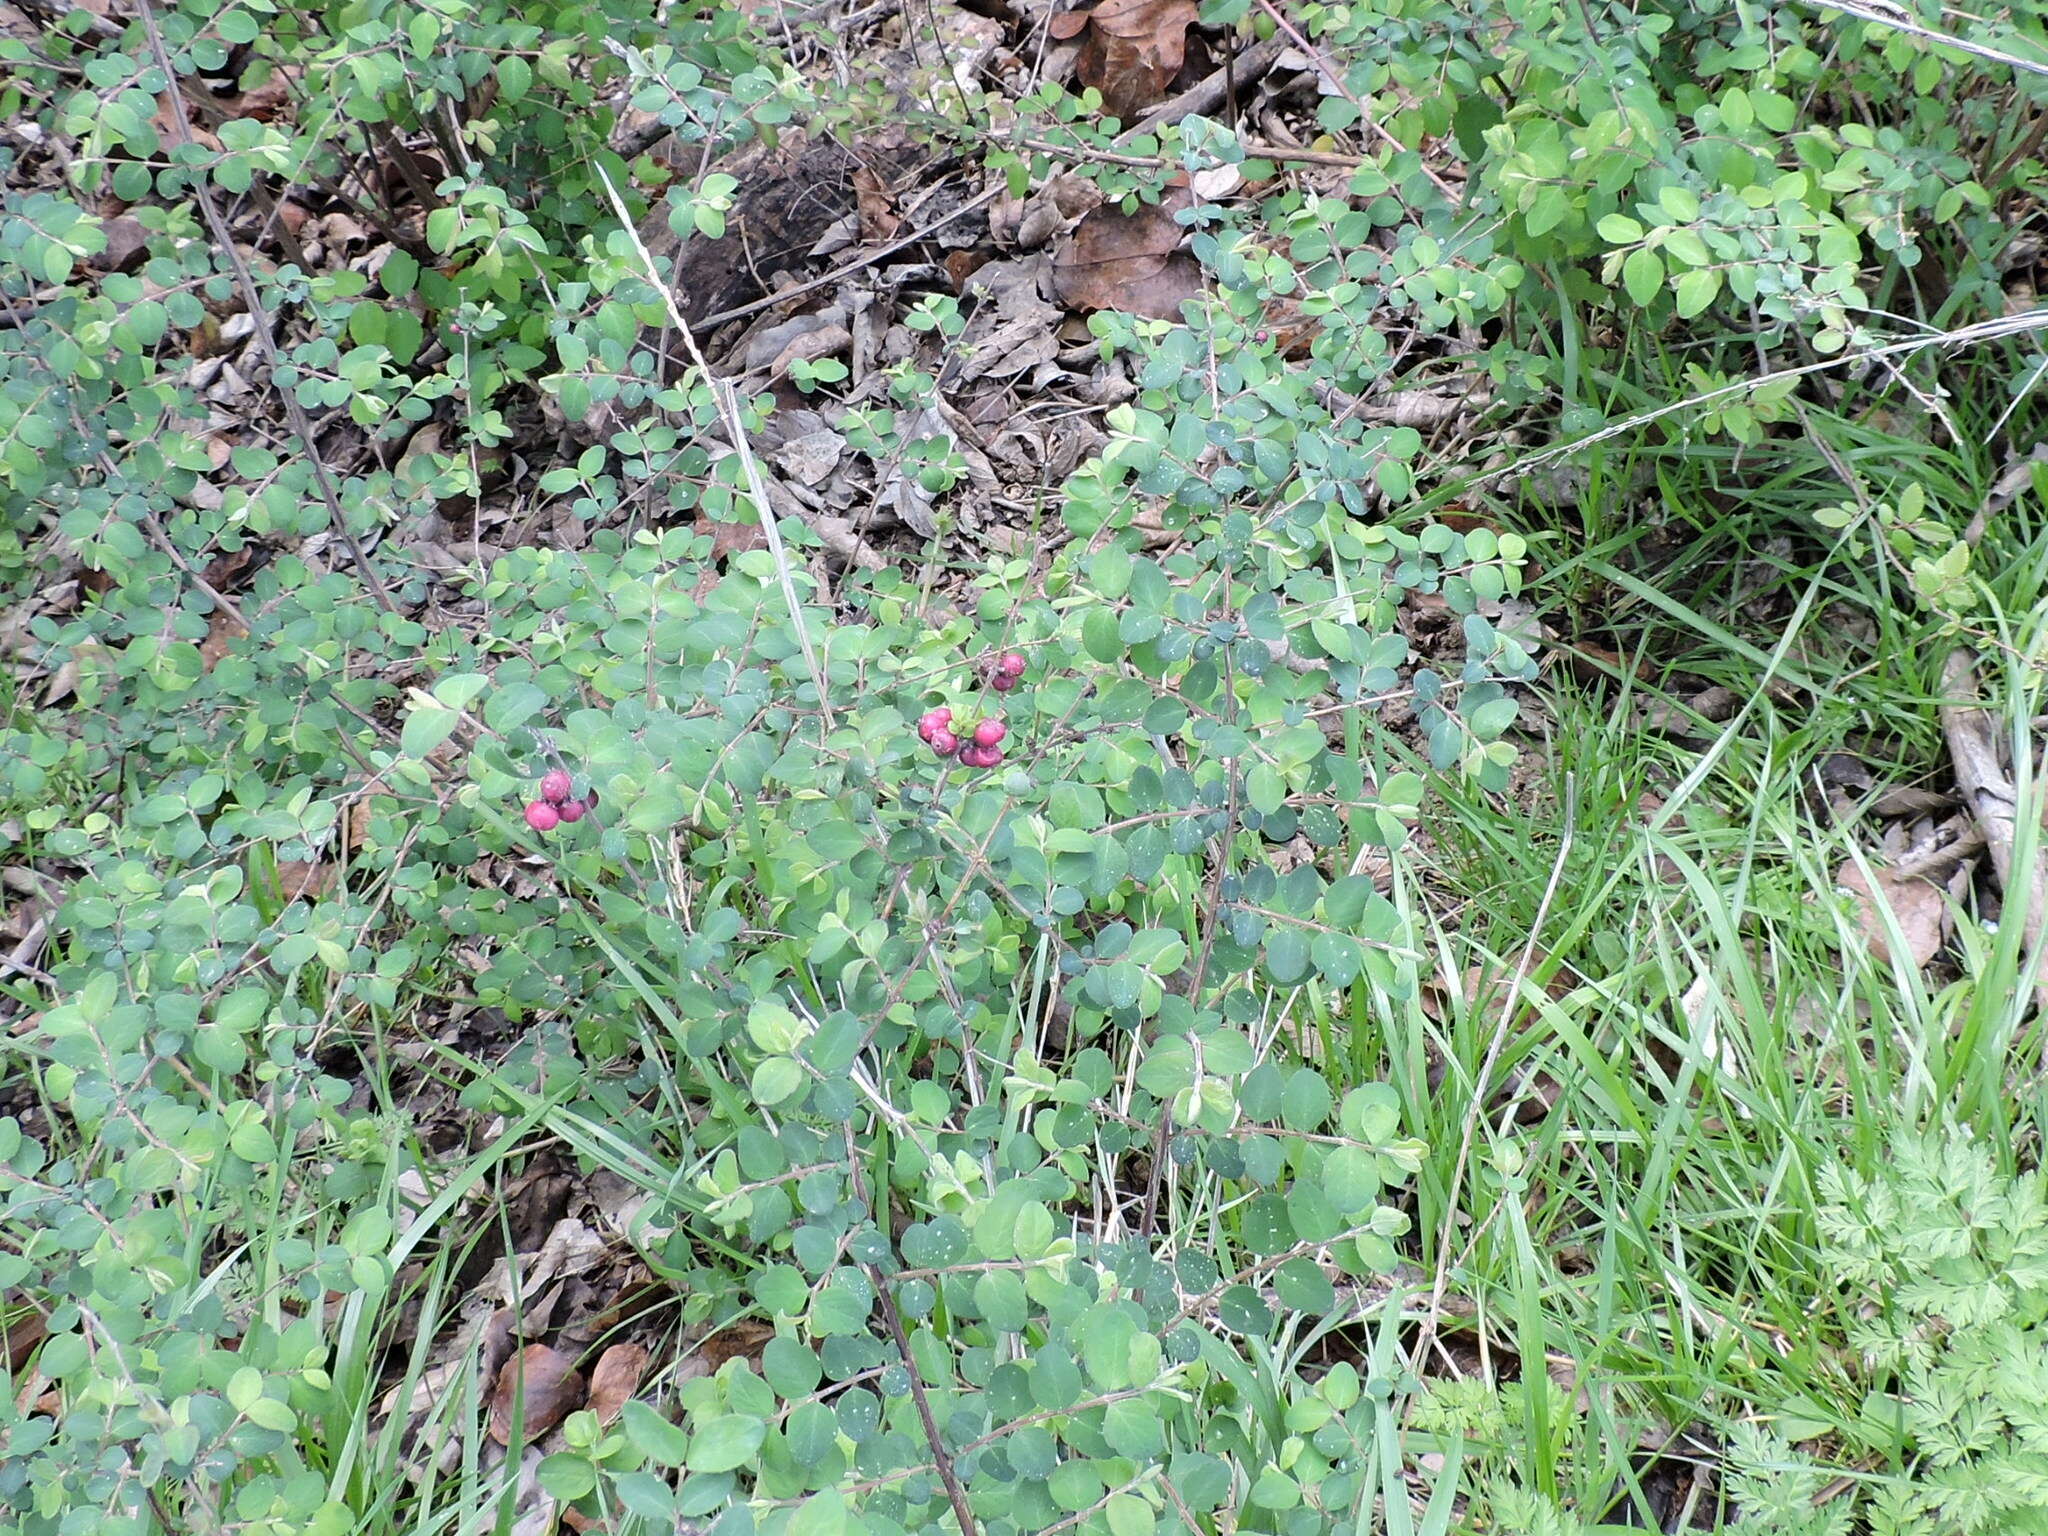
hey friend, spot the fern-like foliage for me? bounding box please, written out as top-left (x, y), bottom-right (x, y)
top-left (1794, 1128), bottom-right (2048, 1534)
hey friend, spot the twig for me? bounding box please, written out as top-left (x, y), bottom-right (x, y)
top-left (135, 0), bottom-right (400, 617)
top-left (842, 1130), bottom-right (980, 1536)
top-left (594, 165), bottom-right (835, 730)
top-left (1465, 307), bottom-right (2048, 496)
top-left (695, 185), bottom-right (1004, 330)
top-left (1247, 1), bottom-right (1459, 201)
top-left (1793, 0), bottom-right (2048, 82)
top-left (1124, 36), bottom-right (1287, 140)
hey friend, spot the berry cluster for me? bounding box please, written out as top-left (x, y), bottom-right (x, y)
top-left (986, 651), bottom-right (1027, 692)
top-left (918, 708), bottom-right (1009, 769)
top-left (525, 768), bottom-right (597, 832)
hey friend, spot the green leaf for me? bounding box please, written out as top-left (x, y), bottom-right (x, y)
top-left (1622, 246), bottom-right (1664, 307)
top-left (750, 1055), bottom-right (806, 1106)
top-left (1274, 1255), bottom-right (1336, 1315)
top-left (1674, 267), bottom-right (1722, 319)
top-left (625, 1400), bottom-right (692, 1468)
top-left (227, 1366), bottom-right (264, 1413)
top-left (381, 248), bottom-right (419, 297)
top-left (1662, 227), bottom-right (1711, 267)
top-left (1468, 697), bottom-right (1519, 737)
top-left (1341, 1083), bottom-right (1402, 1141)
top-left (1083, 607), bottom-right (1124, 664)
top-left (1247, 763), bottom-right (1286, 814)
top-left (1658, 184), bottom-right (1701, 221)
top-left (789, 1488), bottom-right (849, 1536)
top-left (687, 1414), bottom-right (767, 1474)
top-left (1263, 925), bottom-right (1311, 984)
top-left (1280, 1068), bottom-right (1332, 1130)
top-left (763, 1337), bottom-right (823, 1399)
top-left (1106, 1494), bottom-right (1156, 1536)
top-left (498, 55), bottom-right (533, 103)
top-left (537, 1452), bottom-right (596, 1501)
top-left (431, 672), bottom-right (490, 710)
top-left (245, 1397), bottom-right (297, 1433)
top-left (615, 1472), bottom-right (679, 1522)
top-left (1090, 541), bottom-right (1133, 599)
top-left (1322, 1145), bottom-right (1381, 1214)
top-left (1597, 214), bottom-right (1644, 243)
top-left (400, 703), bottom-right (459, 759)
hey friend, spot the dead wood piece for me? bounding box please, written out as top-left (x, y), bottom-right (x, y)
top-left (1940, 647), bottom-right (2048, 1011)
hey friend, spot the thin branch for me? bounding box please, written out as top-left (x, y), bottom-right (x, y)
top-left (593, 164), bottom-right (835, 731)
top-left (842, 1130), bottom-right (980, 1536)
top-left (134, 0), bottom-right (400, 617)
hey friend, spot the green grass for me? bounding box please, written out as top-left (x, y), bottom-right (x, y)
top-left (1350, 381), bottom-right (2048, 1526)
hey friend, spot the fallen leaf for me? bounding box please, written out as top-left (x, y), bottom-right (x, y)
top-left (488, 1344), bottom-right (586, 1447)
top-left (585, 1343), bottom-right (649, 1424)
top-left (88, 217), bottom-right (150, 274)
top-left (1053, 184), bottom-right (1205, 320)
top-left (1060, 0), bottom-right (1200, 121)
top-left (2, 1299), bottom-right (47, 1376)
top-left (851, 166), bottom-right (901, 242)
top-left (1837, 861), bottom-right (1948, 968)
top-left (269, 860), bottom-right (336, 902)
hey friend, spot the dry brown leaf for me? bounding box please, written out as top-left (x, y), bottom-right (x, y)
top-left (1837, 861), bottom-right (1949, 969)
top-left (269, 860), bottom-right (336, 902)
top-left (199, 609), bottom-right (249, 673)
top-left (851, 166), bottom-right (901, 242)
top-left (3, 1299), bottom-right (48, 1377)
top-left (1061, 0), bottom-right (1200, 121)
top-left (1052, 184), bottom-right (1205, 320)
top-left (88, 216), bottom-right (150, 274)
top-left (488, 1344), bottom-right (586, 1447)
top-left (585, 1343), bottom-right (649, 1424)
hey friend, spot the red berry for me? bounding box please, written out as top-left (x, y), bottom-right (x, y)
top-left (557, 797), bottom-right (586, 824)
top-left (524, 800), bottom-right (560, 832)
top-left (973, 719), bottom-right (1006, 748)
top-left (990, 673), bottom-right (1016, 693)
top-left (929, 729), bottom-right (959, 757)
top-left (539, 768), bottom-right (573, 804)
top-left (999, 652), bottom-right (1026, 677)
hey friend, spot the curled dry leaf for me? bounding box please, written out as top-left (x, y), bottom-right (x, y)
top-left (487, 1344), bottom-right (586, 1447)
top-left (1837, 861), bottom-right (1949, 969)
top-left (1054, 0), bottom-right (1200, 122)
top-left (584, 1342), bottom-right (649, 1424)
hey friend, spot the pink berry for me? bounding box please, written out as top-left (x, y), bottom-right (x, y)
top-left (973, 719), bottom-right (1006, 748)
top-left (557, 797), bottom-right (586, 824)
top-left (990, 673), bottom-right (1016, 693)
top-left (999, 652), bottom-right (1026, 677)
top-left (539, 769), bottom-right (573, 804)
top-left (524, 800), bottom-right (560, 832)
top-left (929, 729), bottom-right (959, 757)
